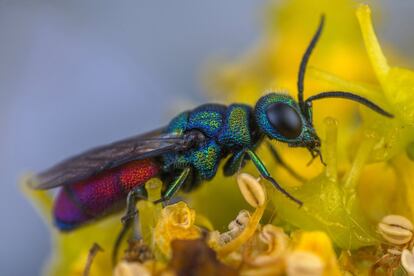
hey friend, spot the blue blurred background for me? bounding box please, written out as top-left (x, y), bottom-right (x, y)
top-left (1, 1), bottom-right (413, 275)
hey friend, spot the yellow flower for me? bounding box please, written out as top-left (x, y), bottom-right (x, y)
top-left (23, 1), bottom-right (414, 275)
top-left (113, 261), bottom-right (151, 276)
top-left (210, 173), bottom-right (267, 259)
top-left (22, 177), bottom-right (165, 276)
top-left (402, 248), bottom-right (414, 276)
top-left (313, 4), bottom-right (414, 222)
top-left (288, 231), bottom-right (341, 276)
top-left (195, 0), bottom-right (386, 231)
top-left (153, 201), bottom-right (201, 258)
top-left (314, 4), bottom-right (414, 161)
top-left (243, 224), bottom-right (289, 273)
top-left (200, 0), bottom-right (414, 252)
top-left (208, 174), bottom-right (288, 274)
top-left (137, 178), bottom-right (163, 250)
top-left (267, 118), bottom-right (379, 249)
top-left (22, 176), bottom-right (120, 276)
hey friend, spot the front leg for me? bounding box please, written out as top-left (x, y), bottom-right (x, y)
top-left (153, 167), bottom-right (191, 204)
top-left (245, 149), bottom-right (303, 206)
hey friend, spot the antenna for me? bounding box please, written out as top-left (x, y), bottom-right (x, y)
top-left (305, 91), bottom-right (393, 118)
top-left (297, 15), bottom-right (325, 114)
top-left (296, 16), bottom-right (393, 119)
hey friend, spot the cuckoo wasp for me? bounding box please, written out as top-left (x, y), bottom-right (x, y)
top-left (30, 16), bottom-right (393, 262)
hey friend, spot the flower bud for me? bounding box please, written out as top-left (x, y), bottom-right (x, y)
top-left (228, 210), bottom-right (250, 233)
top-left (286, 251), bottom-right (324, 276)
top-left (237, 173), bottom-right (266, 207)
top-left (401, 248), bottom-right (414, 276)
top-left (378, 215), bottom-right (413, 245)
top-left (113, 261), bottom-right (151, 276)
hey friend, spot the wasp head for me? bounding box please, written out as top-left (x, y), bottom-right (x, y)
top-left (254, 15), bottom-right (392, 167)
top-left (254, 93), bottom-right (321, 150)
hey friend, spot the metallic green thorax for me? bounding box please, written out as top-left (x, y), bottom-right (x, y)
top-left (161, 93), bottom-right (323, 196)
top-left (162, 103), bottom-right (261, 186)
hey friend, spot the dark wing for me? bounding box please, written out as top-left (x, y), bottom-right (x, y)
top-left (30, 128), bottom-right (200, 190)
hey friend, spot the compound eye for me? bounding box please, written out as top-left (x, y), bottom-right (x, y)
top-left (266, 103), bottom-right (302, 139)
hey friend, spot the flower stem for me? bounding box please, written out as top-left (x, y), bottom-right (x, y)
top-left (343, 136), bottom-right (376, 191)
top-left (323, 117), bottom-right (338, 183)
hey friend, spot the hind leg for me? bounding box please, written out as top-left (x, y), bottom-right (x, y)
top-left (113, 186), bottom-right (147, 265)
top-left (113, 168), bottom-right (191, 264)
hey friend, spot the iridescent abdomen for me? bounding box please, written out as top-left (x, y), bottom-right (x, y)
top-left (53, 159), bottom-right (159, 230)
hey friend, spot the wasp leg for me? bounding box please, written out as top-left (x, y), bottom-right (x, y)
top-left (245, 149), bottom-right (303, 206)
top-left (121, 186), bottom-right (147, 224)
top-left (266, 142), bottom-right (306, 182)
top-left (121, 168), bottom-right (192, 231)
top-left (112, 222), bottom-right (132, 266)
top-left (223, 151), bottom-right (246, 176)
top-left (154, 167), bottom-right (191, 205)
top-left (113, 186), bottom-right (147, 265)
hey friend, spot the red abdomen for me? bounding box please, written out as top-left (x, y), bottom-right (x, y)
top-left (53, 159), bottom-right (160, 231)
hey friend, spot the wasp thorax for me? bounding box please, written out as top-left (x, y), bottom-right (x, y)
top-left (378, 215), bottom-right (414, 245)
